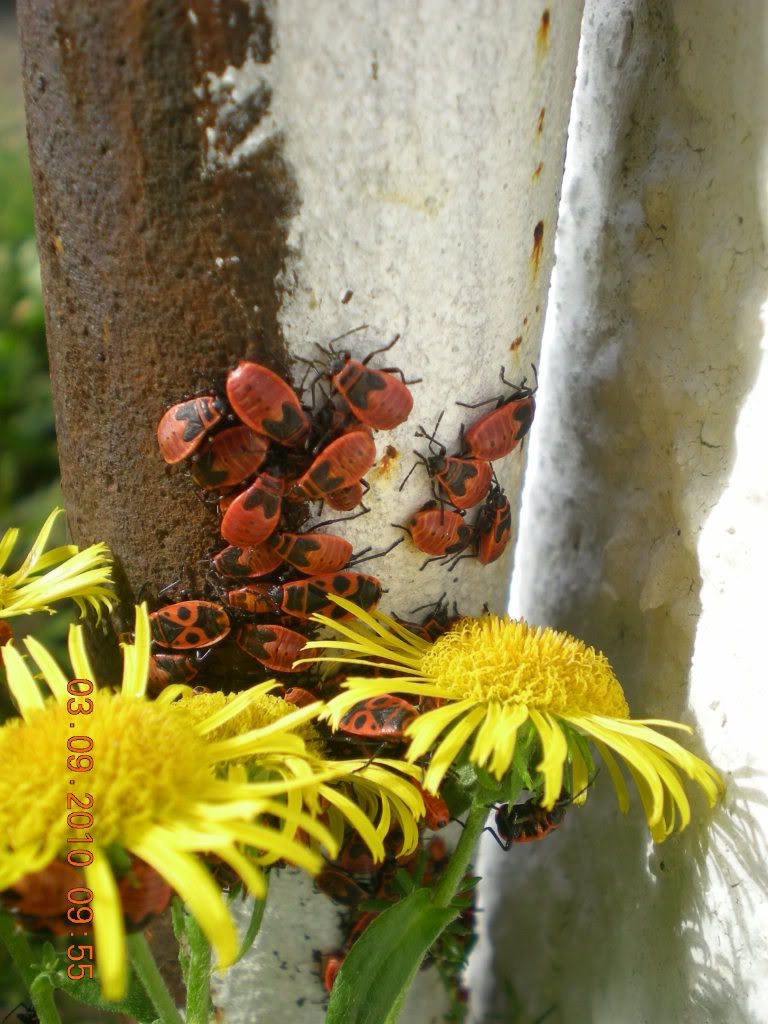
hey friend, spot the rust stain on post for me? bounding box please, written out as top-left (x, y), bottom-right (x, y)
top-left (17, 0), bottom-right (300, 640)
top-left (531, 220), bottom-right (545, 278)
top-left (536, 9), bottom-right (551, 58)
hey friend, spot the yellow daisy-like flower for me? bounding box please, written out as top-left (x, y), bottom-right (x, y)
top-left (0, 508), bottom-right (113, 622)
top-left (299, 596), bottom-right (725, 844)
top-left (0, 606), bottom-right (341, 1001)
top-left (172, 688), bottom-right (425, 862)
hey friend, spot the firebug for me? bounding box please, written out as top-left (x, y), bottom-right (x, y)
top-left (236, 623), bottom-right (307, 673)
top-left (212, 542), bottom-right (285, 579)
top-left (327, 334), bottom-right (415, 430)
top-left (395, 500), bottom-right (472, 558)
top-left (338, 695), bottom-right (418, 740)
top-left (290, 431), bottom-right (376, 502)
top-left (325, 480), bottom-right (367, 511)
top-left (220, 472), bottom-right (284, 547)
top-left (459, 368), bottom-right (537, 462)
top-left (282, 686), bottom-right (317, 708)
top-left (190, 424), bottom-right (269, 490)
top-left (475, 484), bottom-right (512, 565)
top-left (226, 361), bottom-right (309, 446)
top-left (156, 394), bottom-right (226, 464)
top-left (268, 531), bottom-right (353, 575)
top-left (149, 600), bottom-right (230, 649)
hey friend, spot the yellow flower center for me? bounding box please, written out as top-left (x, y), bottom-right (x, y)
top-left (419, 616), bottom-right (629, 717)
top-left (0, 693), bottom-right (212, 861)
top-left (178, 691), bottom-right (325, 755)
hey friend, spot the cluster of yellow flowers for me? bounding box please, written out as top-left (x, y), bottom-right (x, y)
top-left (0, 511), bottom-right (724, 1003)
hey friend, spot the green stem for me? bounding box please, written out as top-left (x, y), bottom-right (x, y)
top-left (432, 799), bottom-right (489, 908)
top-left (0, 911), bottom-right (62, 1024)
top-left (184, 912), bottom-right (212, 1024)
top-left (127, 933), bottom-right (184, 1024)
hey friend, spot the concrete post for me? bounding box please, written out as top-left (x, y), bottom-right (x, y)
top-left (470, 3), bottom-right (768, 1022)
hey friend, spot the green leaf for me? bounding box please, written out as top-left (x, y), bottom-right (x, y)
top-left (234, 888), bottom-right (268, 965)
top-left (46, 963), bottom-right (158, 1022)
top-left (326, 889), bottom-right (456, 1024)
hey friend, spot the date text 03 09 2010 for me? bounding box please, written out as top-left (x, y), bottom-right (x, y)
top-left (65, 678), bottom-right (96, 982)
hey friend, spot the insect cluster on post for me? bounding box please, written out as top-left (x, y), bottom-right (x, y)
top-left (395, 366), bottom-right (534, 571)
top-left (150, 332), bottom-right (418, 690)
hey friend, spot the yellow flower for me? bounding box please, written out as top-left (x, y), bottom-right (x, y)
top-left (170, 687), bottom-right (425, 862)
top-left (299, 596), bottom-right (725, 844)
top-left (0, 606), bottom-right (339, 1001)
top-left (0, 508), bottom-right (113, 622)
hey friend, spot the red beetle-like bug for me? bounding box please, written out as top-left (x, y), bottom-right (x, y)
top-left (395, 500), bottom-right (472, 558)
top-left (149, 601), bottom-right (230, 650)
top-left (326, 480), bottom-right (367, 511)
top-left (327, 334), bottom-right (416, 430)
top-left (460, 367), bottom-right (537, 462)
top-left (402, 414), bottom-right (493, 511)
top-left (267, 531), bottom-right (353, 575)
top-left (282, 686), bottom-right (317, 708)
top-left (475, 484), bottom-right (512, 565)
top-left (157, 394), bottom-right (226, 464)
top-left (220, 472), bottom-right (284, 547)
top-left (227, 572), bottom-right (381, 621)
top-left (338, 695), bottom-right (419, 740)
top-left (190, 424), bottom-right (269, 490)
top-left (290, 431), bottom-right (376, 502)
top-left (211, 542), bottom-right (285, 579)
top-left (236, 623), bottom-right (307, 673)
top-left (226, 361), bottom-right (310, 446)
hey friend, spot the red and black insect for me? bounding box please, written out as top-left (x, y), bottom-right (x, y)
top-left (459, 367), bottom-right (537, 462)
top-left (118, 858), bottom-right (173, 931)
top-left (147, 651), bottom-right (204, 695)
top-left (418, 785), bottom-right (450, 830)
top-left (1, 1004), bottom-right (39, 1024)
top-left (0, 620), bottom-right (12, 666)
top-left (395, 500), bottom-right (473, 559)
top-left (327, 334), bottom-right (416, 430)
top-left (0, 859), bottom-right (81, 935)
top-left (337, 833), bottom-right (377, 875)
top-left (226, 361), bottom-right (310, 446)
top-left (267, 531), bottom-right (353, 575)
top-left (290, 431), bottom-right (376, 502)
top-left (220, 472), bottom-right (284, 547)
top-left (393, 594), bottom-right (461, 643)
top-left (236, 623), bottom-right (307, 673)
top-left (149, 600), bottom-right (230, 650)
top-left (157, 394), bottom-right (226, 464)
top-left (211, 542), bottom-right (285, 579)
top-left (338, 695), bottom-right (419, 740)
top-left (326, 480), bottom-right (367, 511)
top-left (489, 785), bottom-right (585, 849)
top-left (190, 424), bottom-right (269, 490)
top-left (282, 686), bottom-right (317, 708)
top-left (315, 867), bottom-right (368, 907)
top-left (229, 572), bottom-right (381, 621)
top-left (475, 484), bottom-right (512, 565)
top-left (403, 414), bottom-right (493, 511)
top-left (320, 953), bottom-right (344, 993)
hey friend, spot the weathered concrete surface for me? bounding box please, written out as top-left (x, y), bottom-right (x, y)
top-left (470, 3), bottom-right (768, 1022)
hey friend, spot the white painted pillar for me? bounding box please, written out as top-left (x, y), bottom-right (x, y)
top-left (209, 2), bottom-right (585, 1020)
top-left (471, 2), bottom-right (768, 1021)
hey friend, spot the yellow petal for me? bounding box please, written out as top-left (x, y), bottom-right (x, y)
top-left (2, 644), bottom-right (45, 717)
top-left (424, 706), bottom-right (486, 793)
top-left (405, 699), bottom-right (477, 762)
top-left (132, 831), bottom-right (238, 969)
top-left (84, 849), bottom-right (127, 1001)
